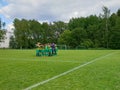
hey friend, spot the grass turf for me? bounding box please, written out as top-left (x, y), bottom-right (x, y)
top-left (0, 49), bottom-right (119, 90)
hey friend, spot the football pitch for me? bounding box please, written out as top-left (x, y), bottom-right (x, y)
top-left (0, 49), bottom-right (120, 90)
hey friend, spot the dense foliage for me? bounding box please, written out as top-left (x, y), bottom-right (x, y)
top-left (0, 18), bottom-right (6, 42)
top-left (10, 7), bottom-right (120, 49)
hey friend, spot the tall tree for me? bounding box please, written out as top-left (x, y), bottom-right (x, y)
top-left (0, 18), bottom-right (6, 42)
top-left (58, 30), bottom-right (73, 47)
top-left (13, 18), bottom-right (44, 49)
top-left (68, 17), bottom-right (86, 30)
top-left (52, 21), bottom-right (68, 39)
top-left (71, 27), bottom-right (87, 48)
top-left (0, 30), bottom-right (5, 42)
top-left (117, 8), bottom-right (120, 16)
top-left (86, 15), bottom-right (102, 47)
top-left (109, 10), bottom-right (120, 49)
top-left (41, 22), bottom-right (50, 43)
top-left (0, 18), bottom-right (1, 30)
top-left (101, 6), bottom-right (110, 48)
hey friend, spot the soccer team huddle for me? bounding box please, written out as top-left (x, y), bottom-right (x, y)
top-left (36, 42), bottom-right (58, 56)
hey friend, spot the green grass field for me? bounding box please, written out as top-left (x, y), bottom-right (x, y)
top-left (0, 49), bottom-right (120, 90)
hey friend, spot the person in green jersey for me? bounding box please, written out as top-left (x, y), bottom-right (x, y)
top-left (48, 43), bottom-right (52, 56)
top-left (44, 44), bottom-right (49, 56)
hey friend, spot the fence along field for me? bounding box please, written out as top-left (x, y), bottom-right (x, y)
top-left (0, 49), bottom-right (119, 90)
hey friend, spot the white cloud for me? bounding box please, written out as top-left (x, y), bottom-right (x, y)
top-left (0, 0), bottom-right (120, 22)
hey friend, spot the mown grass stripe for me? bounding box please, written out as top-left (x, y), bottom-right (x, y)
top-left (24, 52), bottom-right (116, 90)
top-left (0, 57), bottom-right (80, 63)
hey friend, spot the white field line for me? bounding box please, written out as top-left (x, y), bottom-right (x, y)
top-left (24, 52), bottom-right (116, 90)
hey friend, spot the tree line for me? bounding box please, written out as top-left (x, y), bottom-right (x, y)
top-left (9, 19), bottom-right (68, 49)
top-left (9, 6), bottom-right (120, 49)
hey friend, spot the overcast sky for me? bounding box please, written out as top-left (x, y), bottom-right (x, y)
top-left (0, 0), bottom-right (120, 27)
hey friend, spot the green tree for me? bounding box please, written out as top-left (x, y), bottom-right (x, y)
top-left (109, 13), bottom-right (117, 27)
top-left (0, 18), bottom-right (6, 42)
top-left (85, 15), bottom-right (102, 47)
top-left (13, 18), bottom-right (45, 49)
top-left (52, 21), bottom-right (68, 42)
top-left (101, 6), bottom-right (110, 48)
top-left (117, 8), bottom-right (120, 16)
top-left (71, 27), bottom-right (87, 48)
top-left (12, 18), bottom-right (57, 49)
top-left (53, 21), bottom-right (68, 33)
top-left (29, 20), bottom-right (43, 46)
top-left (109, 12), bottom-right (120, 49)
top-left (0, 30), bottom-right (5, 42)
top-left (68, 17), bottom-right (86, 30)
top-left (9, 36), bottom-right (17, 48)
top-left (41, 22), bottom-right (50, 43)
top-left (0, 18), bottom-right (2, 30)
top-left (58, 30), bottom-right (73, 47)
top-left (13, 19), bottom-right (29, 48)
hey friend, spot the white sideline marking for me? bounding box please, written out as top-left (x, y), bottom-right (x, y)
top-left (24, 52), bottom-right (115, 90)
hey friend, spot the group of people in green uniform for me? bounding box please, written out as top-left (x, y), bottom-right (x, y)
top-left (36, 42), bottom-right (58, 56)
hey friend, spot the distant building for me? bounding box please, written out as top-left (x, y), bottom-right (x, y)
top-left (0, 23), bottom-right (14, 48)
top-left (0, 30), bottom-right (13, 48)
